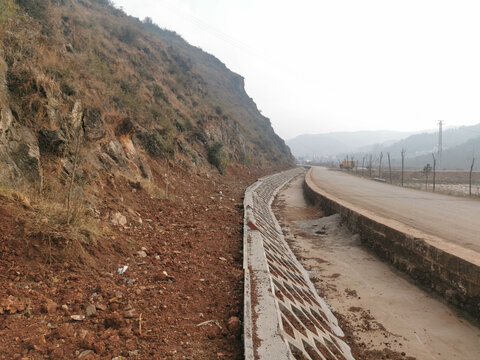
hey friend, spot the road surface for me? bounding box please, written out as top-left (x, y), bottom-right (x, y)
top-left (310, 167), bottom-right (480, 254)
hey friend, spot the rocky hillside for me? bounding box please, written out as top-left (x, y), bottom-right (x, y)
top-left (0, 0), bottom-right (292, 193)
top-left (0, 1), bottom-right (292, 358)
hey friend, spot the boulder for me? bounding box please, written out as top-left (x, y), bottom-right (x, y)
top-left (83, 107), bottom-right (106, 141)
top-left (7, 125), bottom-right (43, 184)
top-left (38, 128), bottom-right (66, 156)
top-left (105, 140), bottom-right (128, 166)
top-left (111, 212), bottom-right (127, 226)
top-left (0, 51), bottom-right (42, 186)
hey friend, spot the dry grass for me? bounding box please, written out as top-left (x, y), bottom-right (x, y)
top-left (1, 175), bottom-right (103, 251)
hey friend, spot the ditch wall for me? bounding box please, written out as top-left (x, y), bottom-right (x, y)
top-left (304, 168), bottom-right (480, 321)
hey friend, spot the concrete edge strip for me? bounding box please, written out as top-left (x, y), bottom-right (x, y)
top-left (304, 168), bottom-right (480, 321)
top-left (244, 167), bottom-right (355, 360)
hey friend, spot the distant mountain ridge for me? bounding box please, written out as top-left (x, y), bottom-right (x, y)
top-left (337, 123), bottom-right (480, 170)
top-left (289, 123), bottom-right (480, 170)
top-left (287, 130), bottom-right (415, 159)
top-left (374, 123), bottom-right (480, 159)
top-left (401, 136), bottom-right (480, 169)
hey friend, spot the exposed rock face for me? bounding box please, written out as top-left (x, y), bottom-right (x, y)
top-left (0, 52), bottom-right (43, 187)
top-left (0, 123), bottom-right (43, 186)
top-left (38, 128), bottom-right (67, 156)
top-left (105, 140), bottom-right (128, 167)
top-left (83, 107), bottom-right (106, 141)
top-left (8, 126), bottom-right (43, 184)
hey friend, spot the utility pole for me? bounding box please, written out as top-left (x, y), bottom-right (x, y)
top-left (438, 120), bottom-right (444, 167)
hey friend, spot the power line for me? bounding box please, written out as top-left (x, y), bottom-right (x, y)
top-left (160, 0), bottom-right (259, 56)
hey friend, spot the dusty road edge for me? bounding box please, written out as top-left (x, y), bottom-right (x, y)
top-left (304, 167), bottom-right (480, 322)
top-left (243, 168), bottom-right (355, 360)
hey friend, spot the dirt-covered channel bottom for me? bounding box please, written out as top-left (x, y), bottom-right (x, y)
top-left (273, 175), bottom-right (480, 360)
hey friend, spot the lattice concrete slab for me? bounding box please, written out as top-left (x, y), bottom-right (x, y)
top-left (244, 168), bottom-right (355, 360)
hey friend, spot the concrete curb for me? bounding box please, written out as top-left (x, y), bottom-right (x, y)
top-left (244, 168), bottom-right (355, 360)
top-left (304, 167), bottom-right (480, 322)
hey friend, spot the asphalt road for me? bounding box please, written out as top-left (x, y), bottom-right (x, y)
top-left (310, 166), bottom-right (480, 254)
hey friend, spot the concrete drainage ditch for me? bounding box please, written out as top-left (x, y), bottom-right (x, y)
top-left (243, 167), bottom-right (355, 360)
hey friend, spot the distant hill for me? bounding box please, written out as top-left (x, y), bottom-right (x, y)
top-left (287, 130), bottom-right (414, 159)
top-left (338, 124), bottom-right (480, 170)
top-left (391, 136), bottom-right (480, 170)
top-left (375, 123), bottom-right (480, 159)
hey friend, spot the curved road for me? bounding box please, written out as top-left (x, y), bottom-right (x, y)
top-left (310, 166), bottom-right (480, 254)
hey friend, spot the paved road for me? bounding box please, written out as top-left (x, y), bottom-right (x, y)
top-left (310, 167), bottom-right (480, 254)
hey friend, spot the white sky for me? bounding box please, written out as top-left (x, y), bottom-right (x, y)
top-left (113, 0), bottom-right (480, 140)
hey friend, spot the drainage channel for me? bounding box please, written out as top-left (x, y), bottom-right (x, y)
top-left (274, 175), bottom-right (480, 360)
top-left (243, 167), bottom-right (355, 360)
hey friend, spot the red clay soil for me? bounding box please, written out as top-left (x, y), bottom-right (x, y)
top-left (0, 164), bottom-right (273, 359)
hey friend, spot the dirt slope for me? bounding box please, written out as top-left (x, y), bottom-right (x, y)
top-left (0, 165), bottom-right (262, 360)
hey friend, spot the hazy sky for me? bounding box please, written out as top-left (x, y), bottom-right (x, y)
top-left (113, 0), bottom-right (480, 140)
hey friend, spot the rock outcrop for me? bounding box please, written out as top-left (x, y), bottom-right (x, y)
top-left (0, 51), bottom-right (43, 187)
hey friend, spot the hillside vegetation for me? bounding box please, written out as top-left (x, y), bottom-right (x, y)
top-left (0, 0), bottom-right (292, 192)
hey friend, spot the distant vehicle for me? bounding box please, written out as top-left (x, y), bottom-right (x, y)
top-left (340, 160), bottom-right (356, 170)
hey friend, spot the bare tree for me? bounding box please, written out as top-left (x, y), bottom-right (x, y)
top-left (401, 149), bottom-right (406, 187)
top-left (362, 156), bottom-right (365, 176)
top-left (470, 157), bottom-right (475, 197)
top-left (423, 163), bottom-right (432, 190)
top-left (387, 152), bottom-right (392, 184)
top-left (67, 124), bottom-right (83, 225)
top-left (368, 154), bottom-right (373, 177)
top-left (165, 158), bottom-right (170, 200)
top-left (432, 153), bottom-right (436, 192)
top-left (378, 152), bottom-right (383, 178)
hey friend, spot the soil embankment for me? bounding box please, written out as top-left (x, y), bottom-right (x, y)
top-left (0, 167), bottom-right (254, 360)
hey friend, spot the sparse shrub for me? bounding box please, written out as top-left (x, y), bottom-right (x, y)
top-left (115, 117), bottom-right (135, 136)
top-left (138, 69), bottom-right (154, 81)
top-left (170, 50), bottom-right (191, 72)
top-left (15, 0), bottom-right (47, 20)
top-left (92, 0), bottom-right (114, 6)
top-left (152, 83), bottom-right (168, 102)
top-left (190, 151), bottom-right (198, 165)
top-left (138, 130), bottom-right (173, 157)
top-left (174, 120), bottom-right (185, 132)
top-left (0, 0), bottom-right (17, 27)
top-left (215, 105), bottom-right (223, 115)
top-left (61, 81), bottom-right (76, 96)
top-left (117, 25), bottom-right (139, 44)
top-left (192, 128), bottom-right (207, 144)
top-left (119, 80), bottom-right (138, 96)
top-left (16, 0), bottom-right (51, 35)
top-left (207, 142), bottom-right (227, 174)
